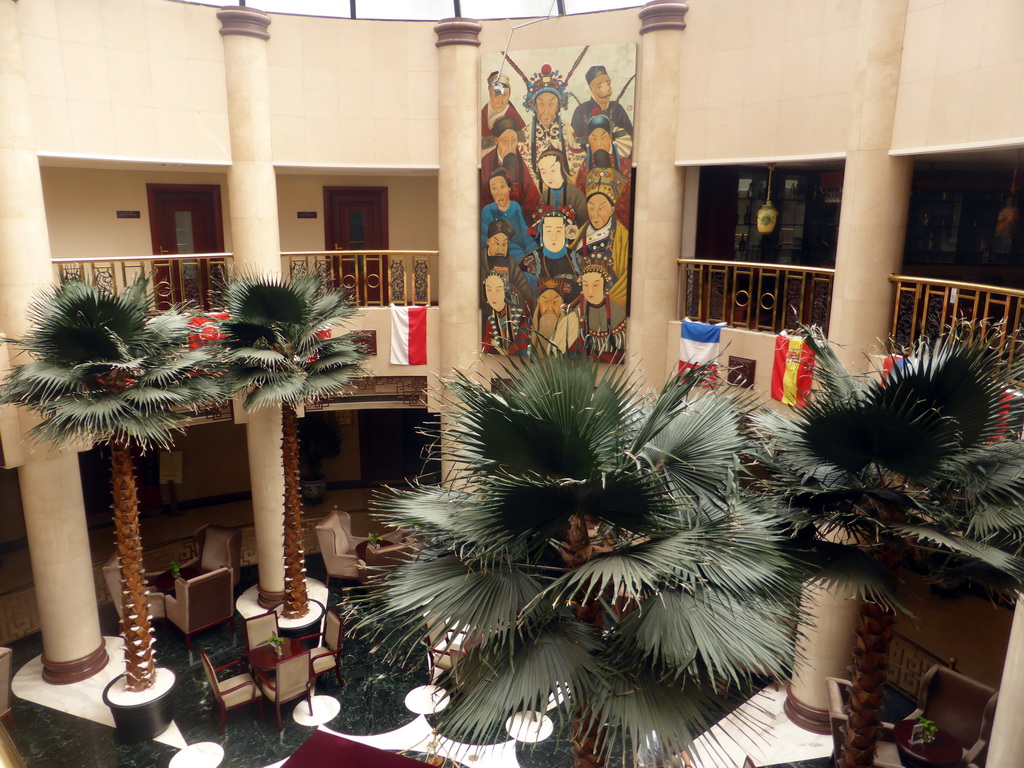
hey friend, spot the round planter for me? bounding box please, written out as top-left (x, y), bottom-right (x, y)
top-left (102, 668), bottom-right (176, 743)
top-left (300, 476), bottom-right (327, 505)
top-left (277, 599), bottom-right (326, 651)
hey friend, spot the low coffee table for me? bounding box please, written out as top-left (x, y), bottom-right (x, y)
top-left (893, 719), bottom-right (962, 768)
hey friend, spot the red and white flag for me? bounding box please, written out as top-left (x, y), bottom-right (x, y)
top-left (390, 305), bottom-right (427, 365)
top-left (678, 319), bottom-right (726, 382)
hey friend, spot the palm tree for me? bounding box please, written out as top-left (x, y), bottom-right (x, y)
top-left (751, 329), bottom-right (1024, 768)
top-left (216, 273), bottom-right (365, 619)
top-left (0, 279), bottom-right (222, 692)
top-left (359, 354), bottom-right (800, 768)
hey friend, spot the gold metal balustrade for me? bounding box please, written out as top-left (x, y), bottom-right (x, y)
top-left (890, 274), bottom-right (1024, 361)
top-left (680, 258), bottom-right (834, 333)
top-left (52, 251), bottom-right (437, 309)
top-left (283, 251), bottom-right (434, 307)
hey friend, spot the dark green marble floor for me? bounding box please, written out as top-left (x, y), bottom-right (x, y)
top-left (2, 556), bottom-right (842, 768)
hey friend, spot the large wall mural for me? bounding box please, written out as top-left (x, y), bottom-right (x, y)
top-left (480, 43), bottom-right (637, 363)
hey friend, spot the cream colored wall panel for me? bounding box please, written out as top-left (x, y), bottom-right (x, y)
top-left (817, 28), bottom-right (858, 95)
top-left (784, 0), bottom-right (827, 40)
top-left (898, 3), bottom-right (941, 83)
top-left (979, 0), bottom-right (1024, 68)
top-left (676, 110), bottom-right (708, 159)
top-left (406, 71), bottom-right (439, 121)
top-left (15, 0), bottom-right (59, 40)
top-left (106, 49), bottom-right (153, 108)
top-left (67, 99), bottom-right (115, 155)
top-left (372, 122), bottom-right (411, 166)
top-left (141, 0), bottom-right (191, 60)
top-left (824, 0), bottom-right (862, 31)
top-left (778, 36), bottom-right (821, 101)
top-left (19, 35), bottom-right (66, 99)
top-left (269, 66), bottom-right (305, 117)
top-left (745, 44), bottom-right (784, 105)
top-left (890, 78), bottom-right (933, 149)
top-left (934, 0), bottom-right (984, 78)
top-left (300, 15), bottom-right (343, 71)
top-left (678, 54), bottom-right (710, 111)
top-left (740, 102), bottom-right (782, 159)
top-left (966, 61), bottom-right (1023, 141)
top-left (408, 24), bottom-right (441, 73)
top-left (924, 69), bottom-right (976, 146)
top-left (303, 67), bottom-right (342, 119)
top-left (812, 93), bottom-right (852, 152)
top-left (55, 0), bottom-right (103, 46)
top-left (775, 96), bottom-right (820, 156)
top-left (707, 49), bottom-right (746, 109)
top-left (111, 105), bottom-right (158, 157)
top-left (148, 56), bottom-right (192, 112)
top-left (27, 96), bottom-right (72, 150)
top-left (190, 60), bottom-right (228, 114)
top-left (372, 70), bottom-right (411, 120)
top-left (272, 116), bottom-right (307, 160)
top-left (710, 2), bottom-right (752, 53)
top-left (99, 0), bottom-right (147, 53)
top-left (61, 42), bottom-right (111, 103)
top-left (370, 23), bottom-right (411, 73)
top-left (335, 24), bottom-right (374, 75)
top-left (303, 116), bottom-right (342, 161)
top-left (703, 105), bottom-right (743, 160)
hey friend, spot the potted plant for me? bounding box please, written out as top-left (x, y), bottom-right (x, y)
top-left (366, 532), bottom-right (384, 554)
top-left (268, 634), bottom-right (286, 658)
top-left (913, 716), bottom-right (938, 745)
top-left (168, 560), bottom-right (182, 579)
top-left (298, 412), bottom-right (343, 505)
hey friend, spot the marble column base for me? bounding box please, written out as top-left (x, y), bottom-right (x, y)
top-left (783, 683), bottom-right (832, 735)
top-left (237, 580), bottom-right (328, 620)
top-left (41, 639), bottom-right (110, 685)
top-left (257, 586), bottom-right (285, 609)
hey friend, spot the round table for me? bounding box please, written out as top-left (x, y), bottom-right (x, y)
top-left (152, 566), bottom-right (202, 594)
top-left (355, 539), bottom-right (395, 560)
top-left (893, 719), bottom-right (962, 767)
top-left (246, 637), bottom-right (304, 673)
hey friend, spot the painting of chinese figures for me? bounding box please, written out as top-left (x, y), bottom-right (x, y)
top-left (480, 43), bottom-right (636, 363)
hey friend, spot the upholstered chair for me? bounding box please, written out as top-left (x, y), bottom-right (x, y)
top-left (0, 647), bottom-right (12, 728)
top-left (243, 610), bottom-right (279, 653)
top-left (908, 665), bottom-right (998, 768)
top-left (315, 510), bottom-right (365, 588)
top-left (163, 567), bottom-right (236, 650)
top-left (199, 649), bottom-right (262, 734)
top-left (102, 553), bottom-right (166, 622)
top-left (258, 650), bottom-right (314, 731)
top-left (826, 676), bottom-right (903, 768)
top-left (305, 607), bottom-right (344, 687)
top-left (181, 524), bottom-right (242, 588)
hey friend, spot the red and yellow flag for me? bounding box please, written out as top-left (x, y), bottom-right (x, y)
top-left (771, 332), bottom-right (815, 406)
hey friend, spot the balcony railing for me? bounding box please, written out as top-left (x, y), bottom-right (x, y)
top-left (890, 274), bottom-right (1024, 361)
top-left (680, 258), bottom-right (834, 333)
top-left (283, 251), bottom-right (435, 307)
top-left (53, 253), bottom-right (231, 311)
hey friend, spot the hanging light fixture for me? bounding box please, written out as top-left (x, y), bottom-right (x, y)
top-left (995, 150), bottom-right (1021, 238)
top-left (756, 163), bottom-right (779, 234)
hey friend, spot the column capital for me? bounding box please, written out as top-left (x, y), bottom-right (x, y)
top-left (218, 6), bottom-right (271, 40)
top-left (639, 0), bottom-right (689, 35)
top-left (434, 17), bottom-right (482, 48)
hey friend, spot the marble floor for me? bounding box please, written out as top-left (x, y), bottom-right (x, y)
top-left (1, 553), bottom-right (850, 768)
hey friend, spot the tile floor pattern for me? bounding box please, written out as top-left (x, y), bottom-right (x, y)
top-left (3, 555), bottom-right (913, 768)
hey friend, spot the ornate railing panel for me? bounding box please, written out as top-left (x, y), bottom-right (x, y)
top-left (680, 259), bottom-right (834, 334)
top-left (284, 251), bottom-right (435, 307)
top-left (890, 275), bottom-right (1024, 361)
top-left (53, 253), bottom-right (232, 311)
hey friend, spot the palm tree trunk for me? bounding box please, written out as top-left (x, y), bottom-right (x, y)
top-left (572, 716), bottom-right (605, 768)
top-left (110, 439), bottom-right (156, 692)
top-left (842, 600), bottom-right (896, 768)
top-left (281, 402), bottom-right (309, 619)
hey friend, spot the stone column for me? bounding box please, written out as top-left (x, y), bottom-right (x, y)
top-left (826, 0), bottom-right (913, 369)
top-left (218, 6), bottom-right (286, 607)
top-left (0, 0), bottom-right (108, 683)
top-left (630, 2), bottom-right (689, 383)
top-left (434, 18), bottom-right (483, 380)
top-left (784, 582), bottom-right (861, 733)
top-left (986, 595), bottom-right (1024, 768)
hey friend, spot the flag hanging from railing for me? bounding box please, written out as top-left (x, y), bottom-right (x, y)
top-left (390, 305), bottom-right (427, 365)
top-left (678, 319), bottom-right (726, 382)
top-left (771, 331), bottom-right (815, 406)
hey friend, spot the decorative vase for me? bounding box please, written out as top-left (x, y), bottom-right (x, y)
top-left (300, 475), bottom-right (328, 505)
top-left (756, 202), bottom-right (778, 234)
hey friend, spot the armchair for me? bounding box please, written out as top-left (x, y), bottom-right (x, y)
top-left (199, 649), bottom-right (262, 733)
top-left (102, 553), bottom-right (165, 622)
top-left (0, 647), bottom-right (11, 728)
top-left (908, 664), bottom-right (998, 768)
top-left (163, 567), bottom-right (236, 650)
top-left (258, 650), bottom-right (314, 731)
top-left (826, 676), bottom-right (903, 768)
top-left (180, 524), bottom-right (242, 589)
top-left (315, 510), bottom-right (366, 588)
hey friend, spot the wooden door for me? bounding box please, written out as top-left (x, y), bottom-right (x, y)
top-left (146, 184), bottom-right (225, 309)
top-left (324, 187), bottom-right (389, 306)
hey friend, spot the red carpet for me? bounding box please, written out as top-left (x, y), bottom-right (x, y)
top-left (284, 730), bottom-right (428, 767)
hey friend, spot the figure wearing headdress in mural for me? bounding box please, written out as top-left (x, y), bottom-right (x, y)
top-left (533, 149), bottom-right (587, 231)
top-left (521, 209), bottom-right (582, 308)
top-left (570, 262), bottom-right (627, 364)
top-left (520, 61), bottom-right (589, 188)
top-left (481, 117), bottom-right (540, 215)
top-left (572, 165), bottom-right (629, 307)
top-left (482, 270), bottom-right (532, 356)
top-left (531, 278), bottom-right (580, 356)
top-left (570, 65), bottom-right (634, 158)
top-left (481, 71), bottom-right (526, 148)
top-left (574, 114), bottom-right (632, 223)
top-left (481, 168), bottom-right (533, 256)
top-left (481, 218), bottom-right (532, 313)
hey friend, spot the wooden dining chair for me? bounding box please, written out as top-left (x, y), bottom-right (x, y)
top-left (305, 607), bottom-right (344, 687)
top-left (244, 610), bottom-right (279, 653)
top-left (257, 650), bottom-right (314, 731)
top-left (199, 649), bottom-right (262, 734)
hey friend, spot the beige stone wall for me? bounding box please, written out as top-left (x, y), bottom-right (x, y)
top-left (267, 16), bottom-right (440, 167)
top-left (19, 0), bottom-right (230, 161)
top-left (891, 0), bottom-right (1024, 151)
top-left (675, 0), bottom-right (860, 163)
